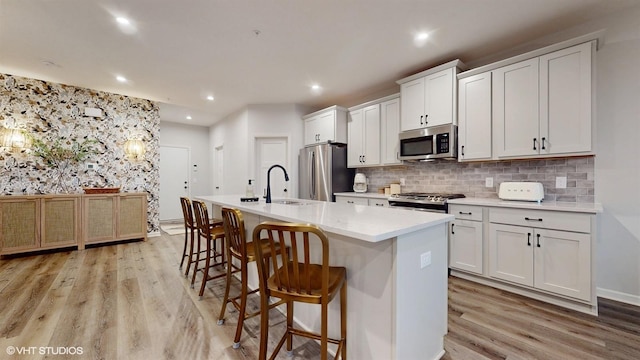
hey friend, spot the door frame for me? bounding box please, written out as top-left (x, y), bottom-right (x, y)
top-left (213, 144), bottom-right (224, 195)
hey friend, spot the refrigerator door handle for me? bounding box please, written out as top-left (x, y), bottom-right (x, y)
top-left (309, 151), bottom-right (316, 200)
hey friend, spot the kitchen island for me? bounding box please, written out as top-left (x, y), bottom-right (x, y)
top-left (196, 195), bottom-right (454, 360)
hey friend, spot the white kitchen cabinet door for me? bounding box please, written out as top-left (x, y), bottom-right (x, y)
top-left (304, 115), bottom-right (321, 145)
top-left (458, 72), bottom-right (492, 161)
top-left (424, 67), bottom-right (455, 127)
top-left (449, 219), bottom-right (483, 275)
top-left (347, 109), bottom-right (364, 167)
top-left (400, 77), bottom-right (426, 131)
top-left (534, 228), bottom-right (591, 301)
top-left (347, 104), bottom-right (380, 167)
top-left (493, 58), bottom-right (540, 158)
top-left (539, 42), bottom-right (592, 155)
top-left (380, 97), bottom-right (401, 165)
top-left (316, 110), bottom-right (338, 143)
top-left (488, 223), bottom-right (534, 287)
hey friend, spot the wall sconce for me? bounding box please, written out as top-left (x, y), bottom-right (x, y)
top-left (124, 139), bottom-right (146, 160)
top-left (0, 127), bottom-right (31, 151)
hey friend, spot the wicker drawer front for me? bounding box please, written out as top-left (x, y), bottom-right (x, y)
top-left (42, 198), bottom-right (78, 247)
top-left (118, 196), bottom-right (146, 237)
top-left (86, 197), bottom-right (116, 241)
top-left (1, 200), bottom-right (38, 251)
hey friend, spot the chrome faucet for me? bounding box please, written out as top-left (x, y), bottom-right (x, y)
top-left (265, 164), bottom-right (289, 203)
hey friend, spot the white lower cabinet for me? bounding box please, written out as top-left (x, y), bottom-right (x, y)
top-left (488, 208), bottom-right (592, 302)
top-left (335, 194), bottom-right (388, 207)
top-left (448, 201), bottom-right (597, 314)
top-left (448, 205), bottom-right (483, 275)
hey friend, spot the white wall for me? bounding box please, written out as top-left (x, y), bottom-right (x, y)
top-left (158, 121), bottom-right (211, 197)
top-left (209, 104), bottom-right (308, 198)
top-left (590, 7), bottom-right (640, 303)
top-left (208, 108), bottom-right (249, 195)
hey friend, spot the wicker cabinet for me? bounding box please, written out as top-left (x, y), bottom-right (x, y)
top-left (84, 193), bottom-right (147, 246)
top-left (0, 195), bottom-right (81, 255)
top-left (0, 193), bottom-right (146, 255)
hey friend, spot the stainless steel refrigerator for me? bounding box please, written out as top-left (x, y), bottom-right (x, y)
top-left (299, 143), bottom-right (355, 202)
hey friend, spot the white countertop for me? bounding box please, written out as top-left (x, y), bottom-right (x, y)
top-left (334, 192), bottom-right (390, 199)
top-left (448, 197), bottom-right (603, 214)
top-left (195, 195), bottom-right (454, 243)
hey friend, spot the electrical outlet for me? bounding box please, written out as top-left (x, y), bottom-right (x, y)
top-left (556, 176), bottom-right (567, 189)
top-left (399, 178), bottom-right (406, 186)
top-left (485, 177), bottom-right (494, 188)
top-left (420, 251), bottom-right (431, 269)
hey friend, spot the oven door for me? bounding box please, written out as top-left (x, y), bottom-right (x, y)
top-left (388, 201), bottom-right (447, 214)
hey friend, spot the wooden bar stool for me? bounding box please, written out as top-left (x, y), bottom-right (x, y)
top-left (217, 208), bottom-right (287, 349)
top-left (191, 200), bottom-right (226, 297)
top-left (180, 197), bottom-right (222, 277)
top-left (253, 222), bottom-right (347, 360)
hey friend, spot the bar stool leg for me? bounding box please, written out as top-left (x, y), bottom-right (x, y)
top-left (185, 228), bottom-right (195, 276)
top-left (191, 232), bottom-right (201, 288)
top-left (198, 237), bottom-right (213, 297)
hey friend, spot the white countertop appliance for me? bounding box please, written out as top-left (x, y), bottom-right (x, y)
top-left (353, 173), bottom-right (367, 193)
top-left (498, 182), bottom-right (544, 203)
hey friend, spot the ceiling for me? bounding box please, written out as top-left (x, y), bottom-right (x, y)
top-left (1, 0), bottom-right (638, 127)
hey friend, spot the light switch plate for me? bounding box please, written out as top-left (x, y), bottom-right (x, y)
top-left (485, 177), bottom-right (494, 188)
top-left (420, 251), bottom-right (431, 269)
top-left (556, 176), bottom-right (567, 189)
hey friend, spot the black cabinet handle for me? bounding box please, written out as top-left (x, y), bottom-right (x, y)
top-left (533, 138), bottom-right (537, 150)
top-left (525, 217), bottom-right (543, 222)
top-left (541, 137), bottom-right (546, 150)
top-left (424, 114), bottom-right (428, 125)
top-left (451, 223), bottom-right (455, 234)
top-left (536, 233), bottom-right (541, 247)
top-left (420, 115), bottom-right (424, 125)
top-left (527, 233), bottom-right (531, 246)
top-left (461, 145), bottom-right (465, 156)
top-left (459, 211), bottom-right (472, 215)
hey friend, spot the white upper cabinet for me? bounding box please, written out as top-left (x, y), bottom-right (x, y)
top-left (493, 57), bottom-right (540, 158)
top-left (458, 72), bottom-right (493, 161)
top-left (347, 104), bottom-right (381, 167)
top-left (303, 106), bottom-right (348, 146)
top-left (539, 42), bottom-right (592, 155)
top-left (492, 42), bottom-right (593, 158)
top-left (398, 60), bottom-right (464, 131)
top-left (380, 97), bottom-right (401, 165)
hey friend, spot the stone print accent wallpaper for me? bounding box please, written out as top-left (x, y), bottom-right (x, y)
top-left (361, 156), bottom-right (594, 203)
top-left (0, 73), bottom-right (160, 233)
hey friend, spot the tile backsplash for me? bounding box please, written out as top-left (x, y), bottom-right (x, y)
top-left (360, 156), bottom-right (594, 203)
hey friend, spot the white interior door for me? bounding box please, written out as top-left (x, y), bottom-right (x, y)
top-left (159, 146), bottom-right (189, 221)
top-left (214, 146), bottom-right (223, 195)
top-left (255, 137), bottom-right (289, 199)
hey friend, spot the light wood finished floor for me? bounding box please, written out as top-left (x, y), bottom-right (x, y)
top-left (0, 231), bottom-right (638, 359)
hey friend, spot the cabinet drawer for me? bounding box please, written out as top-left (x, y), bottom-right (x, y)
top-left (489, 208), bottom-right (591, 233)
top-left (369, 199), bottom-right (388, 207)
top-left (335, 196), bottom-right (369, 206)
top-left (449, 204), bottom-right (483, 221)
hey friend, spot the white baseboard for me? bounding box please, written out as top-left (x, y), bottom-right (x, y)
top-left (597, 287), bottom-right (640, 306)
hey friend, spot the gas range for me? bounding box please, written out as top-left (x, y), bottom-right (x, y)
top-left (388, 192), bottom-right (466, 213)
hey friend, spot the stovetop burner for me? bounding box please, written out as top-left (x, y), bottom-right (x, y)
top-left (388, 192), bottom-right (466, 212)
top-left (392, 192), bottom-right (466, 201)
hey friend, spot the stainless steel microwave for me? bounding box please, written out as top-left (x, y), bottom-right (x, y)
top-left (398, 124), bottom-right (457, 161)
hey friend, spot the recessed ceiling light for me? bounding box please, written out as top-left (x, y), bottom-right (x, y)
top-left (116, 75), bottom-right (127, 82)
top-left (207, 95), bottom-right (214, 101)
top-left (413, 31), bottom-right (430, 47)
top-left (310, 84), bottom-right (322, 95)
top-left (116, 17), bottom-right (130, 25)
top-left (311, 84), bottom-right (320, 90)
top-left (186, 115), bottom-right (192, 120)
